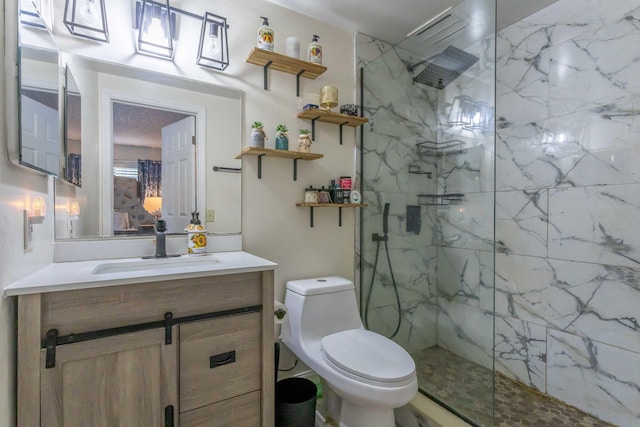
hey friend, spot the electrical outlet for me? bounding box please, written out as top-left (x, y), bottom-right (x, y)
top-left (206, 209), bottom-right (215, 222)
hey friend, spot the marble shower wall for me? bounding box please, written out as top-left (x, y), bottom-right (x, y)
top-left (495, 1), bottom-right (640, 425)
top-left (357, 34), bottom-right (440, 352)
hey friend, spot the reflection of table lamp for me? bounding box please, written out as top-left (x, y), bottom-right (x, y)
top-left (143, 196), bottom-right (162, 217)
top-left (69, 201), bottom-right (80, 220)
top-left (319, 86), bottom-right (338, 111)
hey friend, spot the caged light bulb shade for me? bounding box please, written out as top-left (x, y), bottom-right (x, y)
top-left (196, 12), bottom-right (229, 71)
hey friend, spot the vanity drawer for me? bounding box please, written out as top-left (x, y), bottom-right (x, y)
top-left (180, 390), bottom-right (261, 427)
top-left (179, 312), bottom-right (261, 412)
top-left (41, 272), bottom-right (261, 336)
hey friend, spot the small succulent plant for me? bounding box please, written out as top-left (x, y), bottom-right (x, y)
top-left (299, 128), bottom-right (311, 135)
top-left (252, 121), bottom-right (263, 129)
top-left (276, 124), bottom-right (288, 133)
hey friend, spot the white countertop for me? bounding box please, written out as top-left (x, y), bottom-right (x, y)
top-left (4, 251), bottom-right (277, 297)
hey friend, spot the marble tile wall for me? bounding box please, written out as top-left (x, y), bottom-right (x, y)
top-left (495, 1), bottom-right (640, 425)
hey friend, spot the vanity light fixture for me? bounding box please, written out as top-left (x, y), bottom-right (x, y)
top-left (463, 101), bottom-right (493, 131)
top-left (135, 0), bottom-right (176, 60)
top-left (68, 201), bottom-right (81, 220)
top-left (196, 12), bottom-right (229, 71)
top-left (447, 95), bottom-right (476, 126)
top-left (63, 0), bottom-right (110, 43)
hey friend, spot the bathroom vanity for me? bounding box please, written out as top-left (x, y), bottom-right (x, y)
top-left (6, 252), bottom-right (277, 427)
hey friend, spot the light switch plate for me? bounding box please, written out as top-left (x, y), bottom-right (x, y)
top-left (206, 209), bottom-right (215, 222)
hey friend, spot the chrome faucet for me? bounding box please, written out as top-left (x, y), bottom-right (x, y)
top-left (154, 219), bottom-right (168, 258)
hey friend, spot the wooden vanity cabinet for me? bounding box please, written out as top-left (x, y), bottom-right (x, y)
top-left (16, 271), bottom-right (275, 427)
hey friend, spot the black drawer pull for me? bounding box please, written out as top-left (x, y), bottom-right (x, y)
top-left (210, 350), bottom-right (236, 368)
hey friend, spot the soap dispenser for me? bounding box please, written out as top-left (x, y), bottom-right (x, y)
top-left (185, 211), bottom-right (207, 255)
top-left (307, 34), bottom-right (322, 64)
top-left (257, 16), bottom-right (274, 51)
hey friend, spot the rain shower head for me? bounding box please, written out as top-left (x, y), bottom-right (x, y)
top-left (409, 46), bottom-right (479, 90)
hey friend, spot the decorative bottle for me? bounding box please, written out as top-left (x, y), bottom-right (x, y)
top-left (257, 17), bottom-right (274, 51)
top-left (307, 34), bottom-right (322, 64)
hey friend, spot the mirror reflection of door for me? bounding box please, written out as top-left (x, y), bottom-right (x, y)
top-left (21, 88), bottom-right (59, 174)
top-left (111, 101), bottom-right (193, 236)
top-left (161, 117), bottom-right (196, 233)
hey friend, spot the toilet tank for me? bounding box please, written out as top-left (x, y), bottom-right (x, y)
top-left (283, 277), bottom-right (363, 341)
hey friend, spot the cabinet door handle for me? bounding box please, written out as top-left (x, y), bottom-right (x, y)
top-left (164, 405), bottom-right (174, 427)
top-left (210, 350), bottom-right (236, 368)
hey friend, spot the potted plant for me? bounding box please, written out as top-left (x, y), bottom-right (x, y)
top-left (275, 124), bottom-right (289, 150)
top-left (249, 121), bottom-right (267, 148)
top-left (297, 128), bottom-right (312, 153)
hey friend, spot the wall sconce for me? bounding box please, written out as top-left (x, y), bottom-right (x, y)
top-left (20, 0), bottom-right (47, 29)
top-left (63, 0), bottom-right (110, 43)
top-left (135, 0), bottom-right (176, 60)
top-left (24, 196), bottom-right (46, 251)
top-left (197, 12), bottom-right (229, 71)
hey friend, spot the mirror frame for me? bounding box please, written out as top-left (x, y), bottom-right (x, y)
top-left (63, 64), bottom-right (81, 187)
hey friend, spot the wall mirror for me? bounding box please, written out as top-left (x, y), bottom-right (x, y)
top-left (16, 3), bottom-right (60, 176)
top-left (7, 0), bottom-right (243, 240)
top-left (53, 55), bottom-right (242, 239)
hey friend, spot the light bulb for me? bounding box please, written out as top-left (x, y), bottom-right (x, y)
top-left (78, 0), bottom-right (98, 26)
top-left (205, 34), bottom-right (220, 56)
top-left (204, 23), bottom-right (220, 56)
top-left (147, 16), bottom-right (167, 43)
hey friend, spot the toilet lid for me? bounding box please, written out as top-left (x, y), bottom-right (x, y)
top-left (321, 329), bottom-right (415, 383)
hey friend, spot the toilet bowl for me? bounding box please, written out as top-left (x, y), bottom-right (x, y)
top-left (280, 276), bottom-right (417, 427)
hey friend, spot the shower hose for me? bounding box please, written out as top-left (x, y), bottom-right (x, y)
top-left (364, 203), bottom-right (402, 339)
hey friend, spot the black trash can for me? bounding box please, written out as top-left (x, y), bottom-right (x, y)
top-left (275, 377), bottom-right (317, 427)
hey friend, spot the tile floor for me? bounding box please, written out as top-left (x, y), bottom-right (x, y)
top-left (412, 346), bottom-right (615, 427)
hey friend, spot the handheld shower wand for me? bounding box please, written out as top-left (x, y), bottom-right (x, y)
top-left (382, 203), bottom-right (389, 235)
top-left (365, 202), bottom-right (402, 339)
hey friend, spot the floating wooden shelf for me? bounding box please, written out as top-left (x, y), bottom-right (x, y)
top-left (296, 203), bottom-right (368, 227)
top-left (297, 109), bottom-right (368, 143)
top-left (246, 48), bottom-right (327, 96)
top-left (235, 147), bottom-right (323, 181)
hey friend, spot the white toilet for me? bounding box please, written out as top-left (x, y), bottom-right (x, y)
top-left (280, 276), bottom-right (417, 427)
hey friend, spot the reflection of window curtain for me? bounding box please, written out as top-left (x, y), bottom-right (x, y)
top-left (137, 160), bottom-right (161, 203)
top-left (66, 154), bottom-right (81, 186)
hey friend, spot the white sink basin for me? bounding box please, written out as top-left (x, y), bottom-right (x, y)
top-left (92, 254), bottom-right (221, 275)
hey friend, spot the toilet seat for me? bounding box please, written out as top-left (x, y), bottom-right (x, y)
top-left (321, 329), bottom-right (415, 386)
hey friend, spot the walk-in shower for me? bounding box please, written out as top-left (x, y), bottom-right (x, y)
top-left (358, 0), bottom-right (496, 424)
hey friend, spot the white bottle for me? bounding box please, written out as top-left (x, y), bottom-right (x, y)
top-left (307, 34), bottom-right (322, 64)
top-left (285, 36), bottom-right (300, 58)
top-left (257, 17), bottom-right (274, 51)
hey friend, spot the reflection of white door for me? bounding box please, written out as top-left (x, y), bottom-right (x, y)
top-left (161, 116), bottom-right (196, 233)
top-left (21, 94), bottom-right (59, 174)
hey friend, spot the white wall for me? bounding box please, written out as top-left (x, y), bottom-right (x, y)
top-left (0, 0), bottom-right (356, 422)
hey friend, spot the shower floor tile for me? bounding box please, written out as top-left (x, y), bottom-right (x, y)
top-left (411, 346), bottom-right (614, 427)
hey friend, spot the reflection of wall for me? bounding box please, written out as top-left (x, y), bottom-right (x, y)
top-left (113, 144), bottom-right (161, 161)
top-left (494, 2), bottom-right (640, 425)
